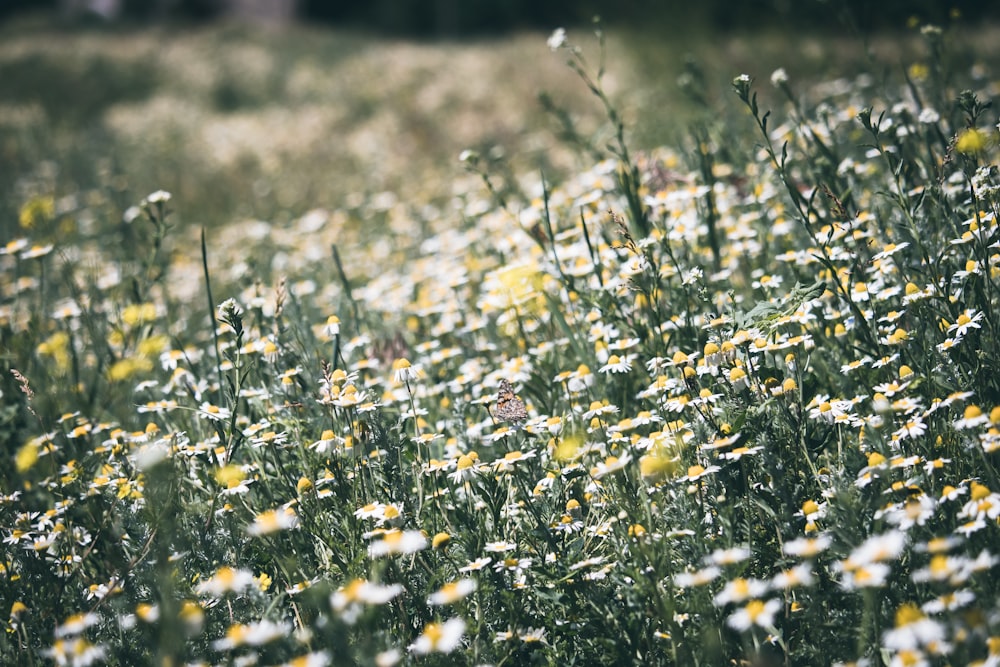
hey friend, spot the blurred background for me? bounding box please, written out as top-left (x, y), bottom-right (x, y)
top-left (1, 0), bottom-right (998, 244)
top-left (2, 0), bottom-right (999, 34)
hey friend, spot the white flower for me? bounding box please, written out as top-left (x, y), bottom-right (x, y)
top-left (726, 598), bottom-right (781, 631)
top-left (427, 579), bottom-right (477, 605)
top-left (322, 316), bottom-right (340, 337)
top-left (44, 638), bottom-right (106, 666)
top-left (144, 190), bottom-right (172, 204)
top-left (195, 566), bottom-right (258, 597)
top-left (883, 614), bottom-right (945, 651)
top-left (123, 205), bottom-right (142, 223)
top-left (375, 648), bottom-right (402, 667)
top-left (947, 309), bottom-right (984, 336)
top-left (392, 359), bottom-right (419, 383)
top-left (279, 652), bottom-right (331, 667)
top-left (842, 530), bottom-right (907, 569)
top-left (590, 453), bottom-right (632, 479)
top-left (409, 617), bottom-right (466, 654)
top-left (918, 108), bottom-right (940, 124)
top-left (547, 28), bottom-right (567, 51)
top-left (674, 566), bottom-right (721, 588)
top-left (770, 68), bottom-right (788, 86)
top-left (367, 529), bottom-right (428, 557)
top-left (216, 298), bottom-right (243, 323)
top-left (771, 562), bottom-right (815, 589)
top-left (838, 562), bottom-right (892, 589)
top-left (246, 507), bottom-right (299, 536)
top-left (484, 540), bottom-right (517, 553)
top-left (459, 557), bottom-right (493, 573)
top-left (706, 546), bottom-right (751, 566)
top-left (332, 579), bottom-right (404, 614)
top-left (54, 612), bottom-right (100, 638)
top-left (598, 354), bottom-right (633, 374)
top-left (713, 578), bottom-right (769, 606)
top-left (211, 619), bottom-right (289, 650)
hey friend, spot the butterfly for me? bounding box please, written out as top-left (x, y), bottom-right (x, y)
top-left (494, 379), bottom-right (528, 424)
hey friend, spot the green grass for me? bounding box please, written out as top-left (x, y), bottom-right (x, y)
top-left (2, 15), bottom-right (1000, 667)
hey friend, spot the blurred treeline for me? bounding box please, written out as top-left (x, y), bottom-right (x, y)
top-left (1, 0), bottom-right (997, 35)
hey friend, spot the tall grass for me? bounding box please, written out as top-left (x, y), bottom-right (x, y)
top-left (3, 18), bottom-right (1000, 667)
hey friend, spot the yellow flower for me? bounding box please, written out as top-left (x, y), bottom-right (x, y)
top-left (907, 63), bottom-right (928, 82)
top-left (135, 603), bottom-right (159, 622)
top-left (37, 332), bottom-right (71, 373)
top-left (15, 440), bottom-right (40, 472)
top-left (215, 465), bottom-right (244, 487)
top-left (122, 303), bottom-right (157, 328)
top-left (107, 356), bottom-right (153, 382)
top-left (640, 448), bottom-right (680, 480)
top-left (137, 335), bottom-right (169, 357)
top-left (179, 600), bottom-right (204, 632)
top-left (19, 195), bottom-right (54, 230)
top-left (554, 433), bottom-right (584, 462)
top-left (894, 602), bottom-right (924, 627)
top-left (956, 128), bottom-right (989, 155)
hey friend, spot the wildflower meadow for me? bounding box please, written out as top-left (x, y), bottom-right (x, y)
top-left (3, 17), bottom-right (1000, 667)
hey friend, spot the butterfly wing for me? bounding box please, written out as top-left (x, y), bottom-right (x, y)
top-left (495, 379), bottom-right (528, 423)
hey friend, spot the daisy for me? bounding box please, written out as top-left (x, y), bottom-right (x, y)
top-left (212, 619), bottom-right (289, 650)
top-left (331, 579), bottom-right (404, 612)
top-left (910, 554), bottom-right (964, 584)
top-left (713, 577), bottom-right (770, 606)
top-left (891, 417), bottom-right (927, 441)
top-left (882, 605), bottom-right (945, 652)
top-left (921, 589), bottom-right (975, 613)
top-left (841, 531), bottom-right (907, 569)
top-left (459, 557), bottom-right (493, 573)
top-left (599, 355), bottom-right (633, 374)
top-left (590, 453), bottom-right (632, 479)
top-left (720, 445), bottom-right (764, 461)
top-left (367, 530), bottom-right (428, 558)
top-left (674, 566), bottom-right (722, 588)
top-left (427, 579), bottom-right (476, 606)
top-left (955, 518), bottom-right (987, 536)
top-left (375, 649), bottom-right (402, 667)
top-left (954, 405), bottom-right (990, 430)
top-left (947, 309), bottom-right (984, 336)
top-left (706, 546), bottom-right (751, 566)
top-left (409, 617), bottom-right (465, 654)
top-left (771, 562), bottom-right (815, 589)
top-left (782, 534), bottom-right (832, 557)
top-left (246, 507), bottom-right (299, 536)
top-left (54, 612), bottom-right (100, 638)
top-left (492, 449), bottom-right (537, 472)
top-left (726, 598), bottom-right (782, 631)
top-left (195, 567), bottom-right (258, 597)
top-left (279, 652), bottom-right (331, 667)
top-left (581, 401), bottom-right (619, 419)
top-left (44, 638), bottom-right (106, 667)
top-left (493, 556), bottom-right (533, 573)
top-left (838, 562), bottom-right (892, 589)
